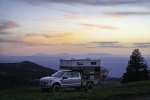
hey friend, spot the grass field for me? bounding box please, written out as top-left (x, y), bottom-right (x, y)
top-left (0, 80), bottom-right (150, 100)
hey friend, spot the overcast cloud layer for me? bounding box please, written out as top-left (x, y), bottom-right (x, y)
top-left (22, 0), bottom-right (150, 6)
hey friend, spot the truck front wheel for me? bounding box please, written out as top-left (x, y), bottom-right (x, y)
top-left (86, 83), bottom-right (93, 91)
top-left (52, 84), bottom-right (61, 93)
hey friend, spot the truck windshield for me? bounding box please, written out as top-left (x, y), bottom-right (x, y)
top-left (51, 71), bottom-right (66, 78)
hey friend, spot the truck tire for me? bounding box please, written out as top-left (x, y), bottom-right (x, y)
top-left (52, 84), bottom-right (61, 93)
top-left (86, 83), bottom-right (93, 91)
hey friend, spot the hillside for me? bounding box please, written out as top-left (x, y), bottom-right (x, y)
top-left (0, 80), bottom-right (150, 100)
top-left (0, 61), bottom-right (56, 89)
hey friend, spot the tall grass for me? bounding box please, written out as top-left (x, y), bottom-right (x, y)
top-left (0, 80), bottom-right (150, 100)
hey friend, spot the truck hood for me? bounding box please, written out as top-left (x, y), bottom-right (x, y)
top-left (40, 76), bottom-right (60, 81)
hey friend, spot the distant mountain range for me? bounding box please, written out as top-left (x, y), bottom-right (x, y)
top-left (32, 53), bottom-right (150, 58)
top-left (49, 53), bottom-right (114, 58)
top-left (0, 61), bottom-right (56, 89)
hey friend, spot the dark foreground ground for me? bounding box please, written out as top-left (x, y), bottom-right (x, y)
top-left (0, 80), bottom-right (150, 100)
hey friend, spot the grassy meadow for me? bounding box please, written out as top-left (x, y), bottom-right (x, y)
top-left (0, 80), bottom-right (150, 100)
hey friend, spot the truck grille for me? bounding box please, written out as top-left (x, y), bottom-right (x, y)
top-left (40, 81), bottom-right (49, 87)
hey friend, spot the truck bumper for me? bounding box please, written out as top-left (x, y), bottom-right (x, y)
top-left (40, 82), bottom-right (52, 89)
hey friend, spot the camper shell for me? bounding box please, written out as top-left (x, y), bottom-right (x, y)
top-left (60, 59), bottom-right (101, 86)
top-left (60, 58), bottom-right (101, 73)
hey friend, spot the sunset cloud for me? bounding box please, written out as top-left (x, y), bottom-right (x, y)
top-left (90, 41), bottom-right (126, 48)
top-left (0, 31), bottom-right (13, 35)
top-left (24, 33), bottom-right (75, 40)
top-left (0, 20), bottom-right (19, 31)
top-left (0, 37), bottom-right (21, 44)
top-left (133, 42), bottom-right (150, 48)
top-left (22, 32), bottom-right (80, 45)
top-left (0, 35), bottom-right (78, 46)
top-left (80, 24), bottom-right (119, 30)
top-left (90, 41), bottom-right (150, 48)
top-left (0, 36), bottom-right (55, 46)
top-left (92, 41), bottom-right (118, 45)
top-left (42, 33), bottom-right (73, 39)
top-left (65, 14), bottom-right (90, 20)
top-left (22, 0), bottom-right (150, 7)
top-left (106, 11), bottom-right (150, 17)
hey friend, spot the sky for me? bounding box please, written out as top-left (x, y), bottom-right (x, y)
top-left (0, 0), bottom-right (150, 56)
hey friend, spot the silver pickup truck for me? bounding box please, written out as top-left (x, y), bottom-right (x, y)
top-left (40, 70), bottom-right (100, 93)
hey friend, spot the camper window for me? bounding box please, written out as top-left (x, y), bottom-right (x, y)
top-left (71, 72), bottom-right (79, 78)
top-left (77, 62), bottom-right (83, 65)
top-left (91, 62), bottom-right (97, 65)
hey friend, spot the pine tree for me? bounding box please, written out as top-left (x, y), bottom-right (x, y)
top-left (122, 49), bottom-right (149, 83)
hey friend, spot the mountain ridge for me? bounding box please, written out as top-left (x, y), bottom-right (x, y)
top-left (0, 61), bottom-right (56, 89)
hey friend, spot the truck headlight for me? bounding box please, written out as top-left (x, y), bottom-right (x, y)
top-left (48, 80), bottom-right (52, 85)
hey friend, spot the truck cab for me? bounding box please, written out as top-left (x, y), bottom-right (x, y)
top-left (40, 70), bottom-right (83, 92)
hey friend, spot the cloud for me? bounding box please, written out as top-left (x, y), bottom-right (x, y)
top-left (20, 0), bottom-right (150, 19)
top-left (80, 23), bottom-right (119, 30)
top-left (0, 37), bottom-right (21, 44)
top-left (60, 43), bottom-right (88, 47)
top-left (1, 34), bottom-right (150, 49)
top-left (99, 45), bottom-right (124, 48)
top-left (0, 20), bottom-right (19, 31)
top-left (22, 32), bottom-right (82, 46)
top-left (0, 31), bottom-right (13, 35)
top-left (92, 41), bottom-right (118, 45)
top-left (89, 41), bottom-right (150, 48)
top-left (22, 0), bottom-right (150, 6)
top-left (42, 33), bottom-right (73, 38)
top-left (133, 42), bottom-right (150, 48)
top-left (106, 11), bottom-right (150, 17)
top-left (0, 36), bottom-right (56, 46)
top-left (0, 32), bottom-right (75, 46)
top-left (0, 36), bottom-right (37, 46)
top-left (90, 41), bottom-right (125, 48)
top-left (0, 35), bottom-right (124, 48)
top-left (65, 14), bottom-right (90, 20)
top-left (23, 42), bottom-right (56, 46)
top-left (24, 33), bottom-right (73, 38)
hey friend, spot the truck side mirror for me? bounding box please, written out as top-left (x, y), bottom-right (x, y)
top-left (62, 76), bottom-right (68, 79)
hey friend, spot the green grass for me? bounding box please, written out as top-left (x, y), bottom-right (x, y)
top-left (0, 81), bottom-right (150, 100)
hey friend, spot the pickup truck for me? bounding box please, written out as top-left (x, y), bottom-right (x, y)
top-left (40, 70), bottom-right (100, 93)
